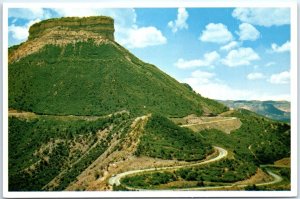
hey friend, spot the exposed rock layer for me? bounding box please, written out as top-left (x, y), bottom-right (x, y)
top-left (9, 16), bottom-right (115, 63)
top-left (29, 16), bottom-right (115, 41)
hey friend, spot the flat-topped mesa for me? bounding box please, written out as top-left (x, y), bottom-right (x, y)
top-left (28, 16), bottom-right (115, 41)
top-left (9, 16), bottom-right (115, 63)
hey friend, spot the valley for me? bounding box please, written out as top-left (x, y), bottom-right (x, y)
top-left (8, 109), bottom-right (290, 191)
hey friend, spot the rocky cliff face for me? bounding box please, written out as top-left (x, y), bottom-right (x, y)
top-left (9, 16), bottom-right (115, 63)
top-left (29, 16), bottom-right (115, 41)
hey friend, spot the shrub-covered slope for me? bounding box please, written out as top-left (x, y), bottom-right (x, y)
top-left (200, 109), bottom-right (290, 164)
top-left (135, 114), bottom-right (213, 161)
top-left (9, 40), bottom-right (227, 117)
top-left (9, 113), bottom-right (132, 191)
top-left (121, 109), bottom-right (290, 190)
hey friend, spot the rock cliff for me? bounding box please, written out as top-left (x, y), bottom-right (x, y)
top-left (9, 16), bottom-right (115, 63)
top-left (29, 16), bottom-right (115, 41)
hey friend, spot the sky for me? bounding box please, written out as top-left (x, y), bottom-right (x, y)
top-left (8, 7), bottom-right (291, 101)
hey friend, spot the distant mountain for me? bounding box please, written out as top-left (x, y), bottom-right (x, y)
top-left (219, 100), bottom-right (290, 122)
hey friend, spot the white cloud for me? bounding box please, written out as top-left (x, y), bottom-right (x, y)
top-left (269, 71), bottom-right (290, 84)
top-left (237, 23), bottom-right (260, 41)
top-left (9, 25), bottom-right (29, 41)
top-left (183, 68), bottom-right (289, 101)
top-left (9, 8), bottom-right (48, 20)
top-left (119, 26), bottom-right (166, 48)
top-left (232, 8), bottom-right (290, 27)
top-left (220, 41), bottom-right (240, 51)
top-left (185, 70), bottom-right (216, 84)
top-left (183, 72), bottom-right (254, 100)
top-left (271, 41), bottom-right (290, 53)
top-left (175, 51), bottom-right (220, 69)
top-left (247, 72), bottom-right (265, 80)
top-left (9, 19), bottom-right (41, 42)
top-left (222, 47), bottom-right (260, 67)
top-left (184, 75), bottom-right (289, 101)
top-left (199, 23), bottom-right (233, 44)
top-left (265, 62), bottom-right (276, 67)
top-left (168, 8), bottom-right (189, 33)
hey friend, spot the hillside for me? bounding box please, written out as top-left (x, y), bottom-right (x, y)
top-left (219, 100), bottom-right (290, 122)
top-left (9, 16), bottom-right (227, 118)
top-left (120, 109), bottom-right (290, 190)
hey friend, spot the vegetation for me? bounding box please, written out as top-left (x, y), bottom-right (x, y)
top-left (9, 112), bottom-right (130, 191)
top-left (135, 114), bottom-right (213, 161)
top-left (9, 41), bottom-right (227, 117)
top-left (123, 109), bottom-right (290, 189)
top-left (121, 159), bottom-right (257, 189)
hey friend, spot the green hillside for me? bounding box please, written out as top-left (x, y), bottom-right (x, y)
top-left (135, 114), bottom-right (213, 161)
top-left (201, 109), bottom-right (290, 164)
top-left (121, 109), bottom-right (290, 190)
top-left (9, 112), bottom-right (132, 191)
top-left (9, 41), bottom-right (227, 117)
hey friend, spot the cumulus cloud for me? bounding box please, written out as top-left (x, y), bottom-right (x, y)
top-left (247, 72), bottom-right (265, 80)
top-left (222, 47), bottom-right (260, 67)
top-left (185, 70), bottom-right (216, 84)
top-left (8, 8), bottom-right (50, 20)
top-left (119, 26), bottom-right (166, 48)
top-left (270, 41), bottom-right (290, 53)
top-left (237, 23), bottom-right (260, 41)
top-left (232, 8), bottom-right (290, 27)
top-left (168, 8), bottom-right (189, 33)
top-left (9, 24), bottom-right (29, 41)
top-left (9, 19), bottom-right (41, 43)
top-left (184, 73), bottom-right (289, 101)
top-left (183, 71), bottom-right (253, 100)
top-left (175, 51), bottom-right (220, 69)
top-left (220, 41), bottom-right (240, 51)
top-left (199, 23), bottom-right (233, 44)
top-left (269, 71), bottom-right (290, 84)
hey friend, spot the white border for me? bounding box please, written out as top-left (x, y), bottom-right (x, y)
top-left (2, 1), bottom-right (298, 198)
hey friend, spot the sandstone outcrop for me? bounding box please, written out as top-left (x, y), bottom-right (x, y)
top-left (9, 16), bottom-right (115, 63)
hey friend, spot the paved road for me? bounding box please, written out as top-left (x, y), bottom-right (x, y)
top-left (180, 169), bottom-right (282, 190)
top-left (108, 146), bottom-right (228, 186)
top-left (109, 145), bottom-right (284, 191)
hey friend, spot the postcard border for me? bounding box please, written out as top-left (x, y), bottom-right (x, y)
top-left (2, 1), bottom-right (298, 198)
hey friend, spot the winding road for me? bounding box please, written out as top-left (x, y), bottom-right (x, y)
top-left (108, 146), bottom-right (284, 190)
top-left (180, 169), bottom-right (282, 191)
top-left (108, 146), bottom-right (227, 186)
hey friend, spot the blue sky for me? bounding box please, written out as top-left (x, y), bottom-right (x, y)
top-left (8, 7), bottom-right (291, 101)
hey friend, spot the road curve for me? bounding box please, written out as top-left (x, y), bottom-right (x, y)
top-left (108, 146), bottom-right (227, 186)
top-left (180, 169), bottom-right (282, 191)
